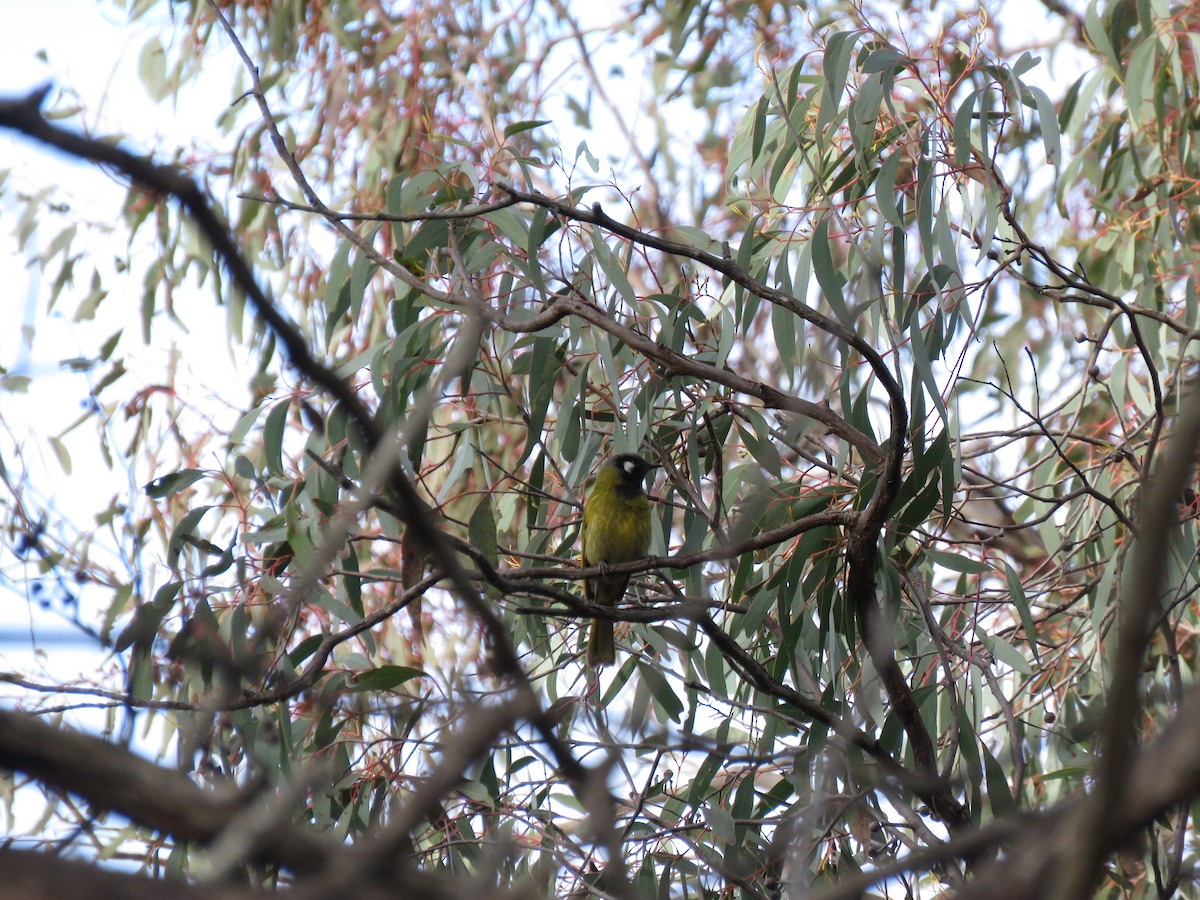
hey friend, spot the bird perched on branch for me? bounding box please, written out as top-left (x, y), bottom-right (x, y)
top-left (581, 453), bottom-right (658, 667)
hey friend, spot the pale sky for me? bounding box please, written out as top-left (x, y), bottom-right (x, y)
top-left (0, 2), bottom-right (244, 672)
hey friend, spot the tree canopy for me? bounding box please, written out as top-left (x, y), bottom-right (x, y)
top-left (3, 0), bottom-right (1200, 897)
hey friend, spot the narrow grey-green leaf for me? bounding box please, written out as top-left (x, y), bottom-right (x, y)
top-left (819, 30), bottom-right (862, 130)
top-left (1024, 85), bottom-right (1061, 166)
top-left (1003, 561), bottom-right (1041, 662)
top-left (144, 469), bottom-right (207, 499)
top-left (263, 399), bottom-right (290, 476)
top-left (907, 324), bottom-right (949, 424)
top-left (503, 119), bottom-right (551, 137)
top-left (591, 230), bottom-right (637, 307)
top-left (811, 218), bottom-right (851, 325)
top-left (876, 150), bottom-right (904, 227)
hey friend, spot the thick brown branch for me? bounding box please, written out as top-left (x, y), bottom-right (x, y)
top-left (0, 708), bottom-right (333, 874)
top-left (0, 848), bottom-right (255, 900)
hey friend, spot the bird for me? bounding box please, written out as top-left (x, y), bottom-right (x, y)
top-left (581, 453), bottom-right (658, 667)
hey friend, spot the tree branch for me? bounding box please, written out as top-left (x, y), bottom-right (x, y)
top-left (0, 707), bottom-right (333, 874)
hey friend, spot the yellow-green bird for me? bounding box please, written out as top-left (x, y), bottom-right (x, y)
top-left (581, 453), bottom-right (658, 667)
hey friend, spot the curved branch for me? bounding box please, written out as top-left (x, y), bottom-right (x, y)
top-left (493, 181), bottom-right (906, 425)
top-left (0, 87), bottom-right (590, 793)
top-left (491, 179), bottom-right (950, 828)
top-left (485, 292), bottom-right (885, 464)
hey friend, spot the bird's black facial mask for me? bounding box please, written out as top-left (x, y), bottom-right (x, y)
top-left (610, 454), bottom-right (656, 498)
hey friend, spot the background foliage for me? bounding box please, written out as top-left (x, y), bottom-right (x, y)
top-left (3, 0), bottom-right (1200, 897)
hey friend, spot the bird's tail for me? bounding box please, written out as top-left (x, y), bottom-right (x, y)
top-left (586, 620), bottom-right (615, 667)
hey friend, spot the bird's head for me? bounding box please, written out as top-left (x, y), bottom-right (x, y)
top-left (601, 453), bottom-right (659, 498)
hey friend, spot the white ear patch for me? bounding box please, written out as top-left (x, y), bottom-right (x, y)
top-left (623, 459), bottom-right (637, 475)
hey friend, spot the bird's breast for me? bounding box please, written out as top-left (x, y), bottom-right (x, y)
top-left (583, 493), bottom-right (651, 565)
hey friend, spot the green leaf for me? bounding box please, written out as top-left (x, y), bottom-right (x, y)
top-left (287, 635), bottom-right (323, 670)
top-left (484, 207), bottom-right (529, 246)
top-left (925, 549), bottom-right (989, 575)
top-left (348, 665), bottom-right (424, 693)
top-left (349, 244), bottom-right (377, 323)
top-left (47, 436), bottom-right (71, 474)
top-left (979, 631), bottom-right (1033, 676)
top-left (771, 296), bottom-right (798, 367)
top-left (750, 94), bottom-right (770, 164)
top-left (819, 30), bottom-right (863, 130)
top-left (1002, 561), bottom-right (1040, 663)
top-left (1025, 85), bottom-right (1061, 165)
top-left (200, 538), bottom-right (236, 578)
top-left (812, 218), bottom-right (850, 324)
top-left (144, 469), bottom-right (207, 499)
top-left (470, 494), bottom-right (500, 596)
top-left (230, 402), bottom-right (267, 446)
top-left (325, 253), bottom-right (353, 341)
top-left (98, 330), bottom-right (123, 362)
top-left (504, 119), bottom-right (551, 137)
top-left (736, 409), bottom-right (782, 478)
top-left (234, 455), bottom-right (256, 481)
top-left (1012, 51), bottom-right (1040, 77)
top-left (591, 230), bottom-right (637, 307)
top-left (114, 581), bottom-right (181, 652)
top-left (703, 803), bottom-right (736, 845)
top-left (263, 399), bottom-right (290, 476)
top-left (387, 171), bottom-right (441, 215)
top-left (953, 89), bottom-right (979, 167)
top-left (862, 46), bottom-right (907, 73)
top-left (137, 37), bottom-right (168, 101)
top-left (167, 506), bottom-right (213, 569)
top-left (638, 661), bottom-right (684, 723)
top-left (850, 71), bottom-right (885, 153)
top-left (907, 318), bottom-right (949, 423)
top-left (876, 150), bottom-right (904, 227)
top-left (982, 741), bottom-right (1015, 815)
top-left (521, 338), bottom-right (557, 461)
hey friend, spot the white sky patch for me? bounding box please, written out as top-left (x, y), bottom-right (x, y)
top-left (0, 3), bottom-right (248, 693)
